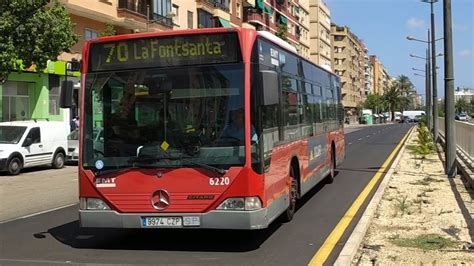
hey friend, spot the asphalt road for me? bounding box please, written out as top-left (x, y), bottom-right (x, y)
top-left (0, 123), bottom-right (411, 266)
top-left (0, 165), bottom-right (78, 222)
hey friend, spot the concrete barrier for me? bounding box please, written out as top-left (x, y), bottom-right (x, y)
top-left (438, 117), bottom-right (474, 159)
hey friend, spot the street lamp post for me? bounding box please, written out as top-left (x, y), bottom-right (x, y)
top-left (410, 48), bottom-right (432, 130)
top-left (443, 0), bottom-right (456, 177)
top-left (413, 67), bottom-right (430, 121)
top-left (422, 0), bottom-right (440, 142)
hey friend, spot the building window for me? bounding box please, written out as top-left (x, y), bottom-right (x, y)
top-left (171, 4), bottom-right (179, 24)
top-left (84, 29), bottom-right (99, 40)
top-left (198, 9), bottom-right (214, 28)
top-left (48, 75), bottom-right (60, 115)
top-left (187, 11), bottom-right (193, 28)
top-left (153, 0), bottom-right (172, 17)
top-left (236, 2), bottom-right (241, 18)
top-left (1, 81), bottom-right (31, 122)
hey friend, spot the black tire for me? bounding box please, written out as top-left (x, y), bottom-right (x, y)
top-left (281, 167), bottom-right (298, 223)
top-left (7, 157), bottom-right (22, 175)
top-left (326, 148), bottom-right (336, 184)
top-left (52, 152), bottom-right (65, 169)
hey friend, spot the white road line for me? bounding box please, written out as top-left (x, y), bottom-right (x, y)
top-left (0, 203), bottom-right (77, 224)
top-left (366, 135), bottom-right (371, 138)
top-left (0, 259), bottom-right (73, 264)
top-left (358, 138), bottom-right (363, 141)
top-left (348, 143), bottom-right (352, 145)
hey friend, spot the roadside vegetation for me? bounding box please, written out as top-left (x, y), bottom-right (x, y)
top-left (389, 234), bottom-right (457, 251)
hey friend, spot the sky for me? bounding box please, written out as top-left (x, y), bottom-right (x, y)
top-left (325, 0), bottom-right (474, 99)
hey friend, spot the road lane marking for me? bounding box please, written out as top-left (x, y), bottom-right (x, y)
top-left (0, 259), bottom-right (73, 264)
top-left (308, 127), bottom-right (412, 266)
top-left (348, 143), bottom-right (352, 145)
top-left (357, 138), bottom-right (363, 141)
top-left (0, 203), bottom-right (77, 224)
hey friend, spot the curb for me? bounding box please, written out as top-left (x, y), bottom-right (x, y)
top-left (334, 126), bottom-right (415, 265)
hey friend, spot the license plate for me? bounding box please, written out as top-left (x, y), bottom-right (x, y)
top-left (143, 217), bottom-right (182, 227)
top-left (142, 216), bottom-right (201, 227)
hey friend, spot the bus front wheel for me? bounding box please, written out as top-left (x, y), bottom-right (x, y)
top-left (326, 147), bottom-right (336, 184)
top-left (281, 167), bottom-right (298, 223)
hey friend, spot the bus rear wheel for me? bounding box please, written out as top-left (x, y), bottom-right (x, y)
top-left (281, 167), bottom-right (298, 223)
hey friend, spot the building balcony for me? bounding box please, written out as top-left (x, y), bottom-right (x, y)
top-left (196, 0), bottom-right (230, 13)
top-left (243, 0), bottom-right (256, 7)
top-left (118, 0), bottom-right (147, 17)
top-left (245, 10), bottom-right (271, 28)
top-left (117, 0), bottom-right (173, 28)
top-left (197, 0), bottom-right (231, 21)
top-left (150, 13), bottom-right (173, 27)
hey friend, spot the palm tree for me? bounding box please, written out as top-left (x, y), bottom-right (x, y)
top-left (396, 75), bottom-right (414, 93)
top-left (382, 85), bottom-right (402, 121)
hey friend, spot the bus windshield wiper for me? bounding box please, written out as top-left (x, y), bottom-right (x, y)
top-left (129, 155), bottom-right (227, 175)
top-left (181, 158), bottom-right (227, 175)
top-left (93, 165), bottom-right (137, 177)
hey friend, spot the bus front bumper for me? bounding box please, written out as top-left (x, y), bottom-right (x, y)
top-left (79, 208), bottom-right (271, 230)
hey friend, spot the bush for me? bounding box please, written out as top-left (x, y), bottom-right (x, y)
top-left (415, 124), bottom-right (435, 158)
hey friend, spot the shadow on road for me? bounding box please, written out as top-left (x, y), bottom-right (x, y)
top-left (37, 220), bottom-right (282, 252)
top-left (33, 172), bottom-right (336, 252)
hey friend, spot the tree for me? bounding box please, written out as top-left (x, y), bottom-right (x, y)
top-left (455, 98), bottom-right (469, 113)
top-left (0, 0), bottom-right (78, 82)
top-left (396, 75), bottom-right (414, 93)
top-left (382, 85), bottom-right (403, 121)
top-left (363, 94), bottom-right (383, 113)
top-left (100, 23), bottom-right (117, 37)
top-left (275, 25), bottom-right (287, 41)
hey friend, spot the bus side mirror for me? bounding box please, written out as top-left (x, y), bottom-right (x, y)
top-left (60, 80), bottom-right (74, 108)
top-left (260, 70), bottom-right (279, 106)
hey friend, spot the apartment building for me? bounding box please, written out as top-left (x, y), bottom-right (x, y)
top-left (370, 55), bottom-right (387, 95)
top-left (331, 24), bottom-right (364, 114)
top-left (296, 0), bottom-right (310, 59)
top-left (195, 0), bottom-right (254, 28)
top-left (244, 0), bottom-right (313, 60)
top-left (309, 0), bottom-right (332, 70)
top-left (363, 46), bottom-right (373, 96)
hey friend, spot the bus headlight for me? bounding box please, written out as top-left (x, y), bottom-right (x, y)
top-left (245, 197), bottom-right (262, 210)
top-left (216, 197), bottom-right (262, 211)
top-left (80, 197), bottom-right (111, 210)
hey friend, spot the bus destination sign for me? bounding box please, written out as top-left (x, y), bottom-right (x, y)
top-left (88, 32), bottom-right (241, 72)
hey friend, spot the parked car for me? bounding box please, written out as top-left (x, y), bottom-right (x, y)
top-left (0, 121), bottom-right (68, 175)
top-left (455, 113), bottom-right (467, 121)
top-left (66, 128), bottom-right (104, 163)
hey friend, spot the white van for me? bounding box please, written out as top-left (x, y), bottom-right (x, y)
top-left (402, 110), bottom-right (426, 122)
top-left (0, 121), bottom-right (69, 175)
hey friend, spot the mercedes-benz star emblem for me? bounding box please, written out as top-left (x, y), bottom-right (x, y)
top-left (151, 190), bottom-right (170, 210)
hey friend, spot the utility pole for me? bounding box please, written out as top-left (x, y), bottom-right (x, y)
top-left (426, 37), bottom-right (432, 131)
top-left (429, 0), bottom-right (439, 142)
top-left (443, 0), bottom-right (456, 177)
top-left (425, 61), bottom-right (430, 123)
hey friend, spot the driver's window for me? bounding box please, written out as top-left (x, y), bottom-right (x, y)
top-left (25, 127), bottom-right (41, 144)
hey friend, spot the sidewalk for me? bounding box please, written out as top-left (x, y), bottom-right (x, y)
top-left (336, 126), bottom-right (474, 265)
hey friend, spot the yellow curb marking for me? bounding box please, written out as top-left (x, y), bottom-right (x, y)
top-left (308, 127), bottom-right (413, 266)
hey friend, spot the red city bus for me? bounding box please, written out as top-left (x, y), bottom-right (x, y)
top-left (76, 27), bottom-right (344, 229)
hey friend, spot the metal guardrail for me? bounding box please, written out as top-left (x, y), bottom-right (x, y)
top-left (438, 117), bottom-right (474, 159)
top-left (438, 117), bottom-right (473, 188)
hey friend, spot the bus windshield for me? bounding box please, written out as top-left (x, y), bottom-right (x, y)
top-left (82, 63), bottom-right (246, 171)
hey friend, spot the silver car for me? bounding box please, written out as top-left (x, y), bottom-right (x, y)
top-left (67, 128), bottom-right (104, 162)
